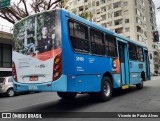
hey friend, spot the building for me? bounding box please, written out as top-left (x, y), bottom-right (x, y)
top-left (0, 24), bottom-right (13, 77)
top-left (66, 0), bottom-right (159, 74)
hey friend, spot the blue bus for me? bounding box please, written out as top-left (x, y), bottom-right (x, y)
top-left (12, 9), bottom-right (150, 101)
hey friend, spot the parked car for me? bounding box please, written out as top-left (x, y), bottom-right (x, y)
top-left (0, 76), bottom-right (15, 97)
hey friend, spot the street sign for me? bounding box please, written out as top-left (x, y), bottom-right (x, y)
top-left (0, 0), bottom-right (10, 9)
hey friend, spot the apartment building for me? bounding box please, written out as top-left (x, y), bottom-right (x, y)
top-left (145, 0), bottom-right (159, 74)
top-left (66, 0), bottom-right (158, 74)
top-left (0, 25), bottom-right (13, 77)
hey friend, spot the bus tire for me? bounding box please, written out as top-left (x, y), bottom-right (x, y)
top-left (98, 76), bottom-right (113, 102)
top-left (57, 92), bottom-right (77, 100)
top-left (136, 77), bottom-right (143, 89)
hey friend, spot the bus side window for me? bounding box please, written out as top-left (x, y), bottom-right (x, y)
top-left (105, 35), bottom-right (117, 57)
top-left (128, 43), bottom-right (137, 60)
top-left (137, 46), bottom-right (144, 62)
top-left (68, 20), bottom-right (89, 53)
top-left (90, 29), bottom-right (105, 55)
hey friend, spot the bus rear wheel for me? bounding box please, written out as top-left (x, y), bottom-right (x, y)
top-left (57, 92), bottom-right (77, 100)
top-left (136, 77), bottom-right (143, 89)
top-left (98, 76), bottom-right (113, 102)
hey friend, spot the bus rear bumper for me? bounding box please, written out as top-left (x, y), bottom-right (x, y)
top-left (13, 75), bottom-right (67, 92)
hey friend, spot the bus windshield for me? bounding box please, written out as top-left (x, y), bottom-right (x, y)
top-left (13, 10), bottom-right (61, 60)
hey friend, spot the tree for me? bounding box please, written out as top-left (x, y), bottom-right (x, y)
top-left (0, 0), bottom-right (64, 24)
top-left (80, 12), bottom-right (93, 20)
top-left (78, 2), bottom-right (93, 20)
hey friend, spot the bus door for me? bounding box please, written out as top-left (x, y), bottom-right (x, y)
top-left (144, 49), bottom-right (151, 80)
top-left (118, 42), bottom-right (129, 85)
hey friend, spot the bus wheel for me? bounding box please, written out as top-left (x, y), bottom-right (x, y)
top-left (99, 76), bottom-right (113, 102)
top-left (136, 77), bottom-right (143, 89)
top-left (57, 92), bottom-right (77, 100)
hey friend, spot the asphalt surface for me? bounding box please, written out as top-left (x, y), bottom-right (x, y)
top-left (0, 76), bottom-right (160, 121)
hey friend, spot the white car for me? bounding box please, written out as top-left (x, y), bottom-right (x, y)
top-left (0, 76), bottom-right (15, 97)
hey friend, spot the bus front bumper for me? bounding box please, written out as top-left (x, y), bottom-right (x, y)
top-left (13, 75), bottom-right (68, 92)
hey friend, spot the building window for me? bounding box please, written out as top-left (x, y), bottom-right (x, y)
top-left (101, 0), bottom-right (106, 4)
top-left (124, 10), bottom-right (129, 15)
top-left (97, 9), bottom-right (101, 14)
top-left (114, 10), bottom-right (122, 17)
top-left (136, 9), bottom-right (141, 16)
top-left (69, 20), bottom-right (89, 53)
top-left (126, 36), bottom-right (130, 39)
top-left (136, 17), bottom-right (142, 25)
top-left (107, 21), bottom-right (112, 26)
top-left (124, 2), bottom-right (128, 6)
top-left (90, 29), bottom-right (105, 55)
top-left (114, 19), bottom-right (122, 25)
top-left (115, 27), bottom-right (123, 34)
top-left (101, 23), bottom-right (107, 28)
top-left (125, 19), bottom-right (129, 23)
top-left (137, 35), bottom-right (143, 41)
top-left (125, 27), bottom-right (130, 32)
top-left (101, 7), bottom-right (106, 13)
top-left (96, 1), bottom-right (100, 6)
top-left (108, 4), bottom-right (112, 10)
top-left (113, 1), bottom-right (122, 9)
top-left (108, 13), bottom-right (112, 18)
top-left (101, 15), bottom-right (106, 21)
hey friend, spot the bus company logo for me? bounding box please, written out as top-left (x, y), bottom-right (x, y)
top-left (35, 64), bottom-right (46, 68)
top-left (76, 57), bottom-right (84, 62)
top-left (1, 113), bottom-right (42, 119)
top-left (2, 113), bottom-right (11, 118)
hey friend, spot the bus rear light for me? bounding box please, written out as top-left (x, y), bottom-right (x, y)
top-left (53, 54), bottom-right (62, 81)
top-left (55, 58), bottom-right (61, 64)
top-left (112, 58), bottom-right (120, 73)
top-left (54, 65), bottom-right (60, 71)
top-left (12, 62), bottom-right (18, 82)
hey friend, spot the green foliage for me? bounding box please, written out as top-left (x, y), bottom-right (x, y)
top-left (80, 12), bottom-right (93, 20)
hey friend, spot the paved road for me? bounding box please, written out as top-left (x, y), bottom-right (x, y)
top-left (0, 76), bottom-right (160, 121)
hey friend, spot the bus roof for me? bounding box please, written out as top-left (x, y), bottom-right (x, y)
top-left (14, 8), bottom-right (59, 25)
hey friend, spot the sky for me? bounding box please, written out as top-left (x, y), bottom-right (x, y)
top-left (0, 0), bottom-right (160, 32)
top-left (153, 0), bottom-right (160, 32)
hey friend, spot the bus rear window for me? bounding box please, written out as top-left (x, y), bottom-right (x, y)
top-left (13, 10), bottom-right (60, 55)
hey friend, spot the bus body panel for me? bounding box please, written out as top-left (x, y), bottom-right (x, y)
top-left (13, 75), bottom-right (68, 92)
top-left (113, 74), bottom-right (121, 88)
top-left (129, 61), bottom-right (146, 84)
top-left (61, 10), bottom-right (120, 92)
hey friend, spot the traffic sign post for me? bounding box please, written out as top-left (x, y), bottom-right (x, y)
top-left (0, 0), bottom-right (10, 9)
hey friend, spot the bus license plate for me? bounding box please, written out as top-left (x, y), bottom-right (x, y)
top-left (30, 76), bottom-right (38, 81)
top-left (28, 85), bottom-right (38, 90)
